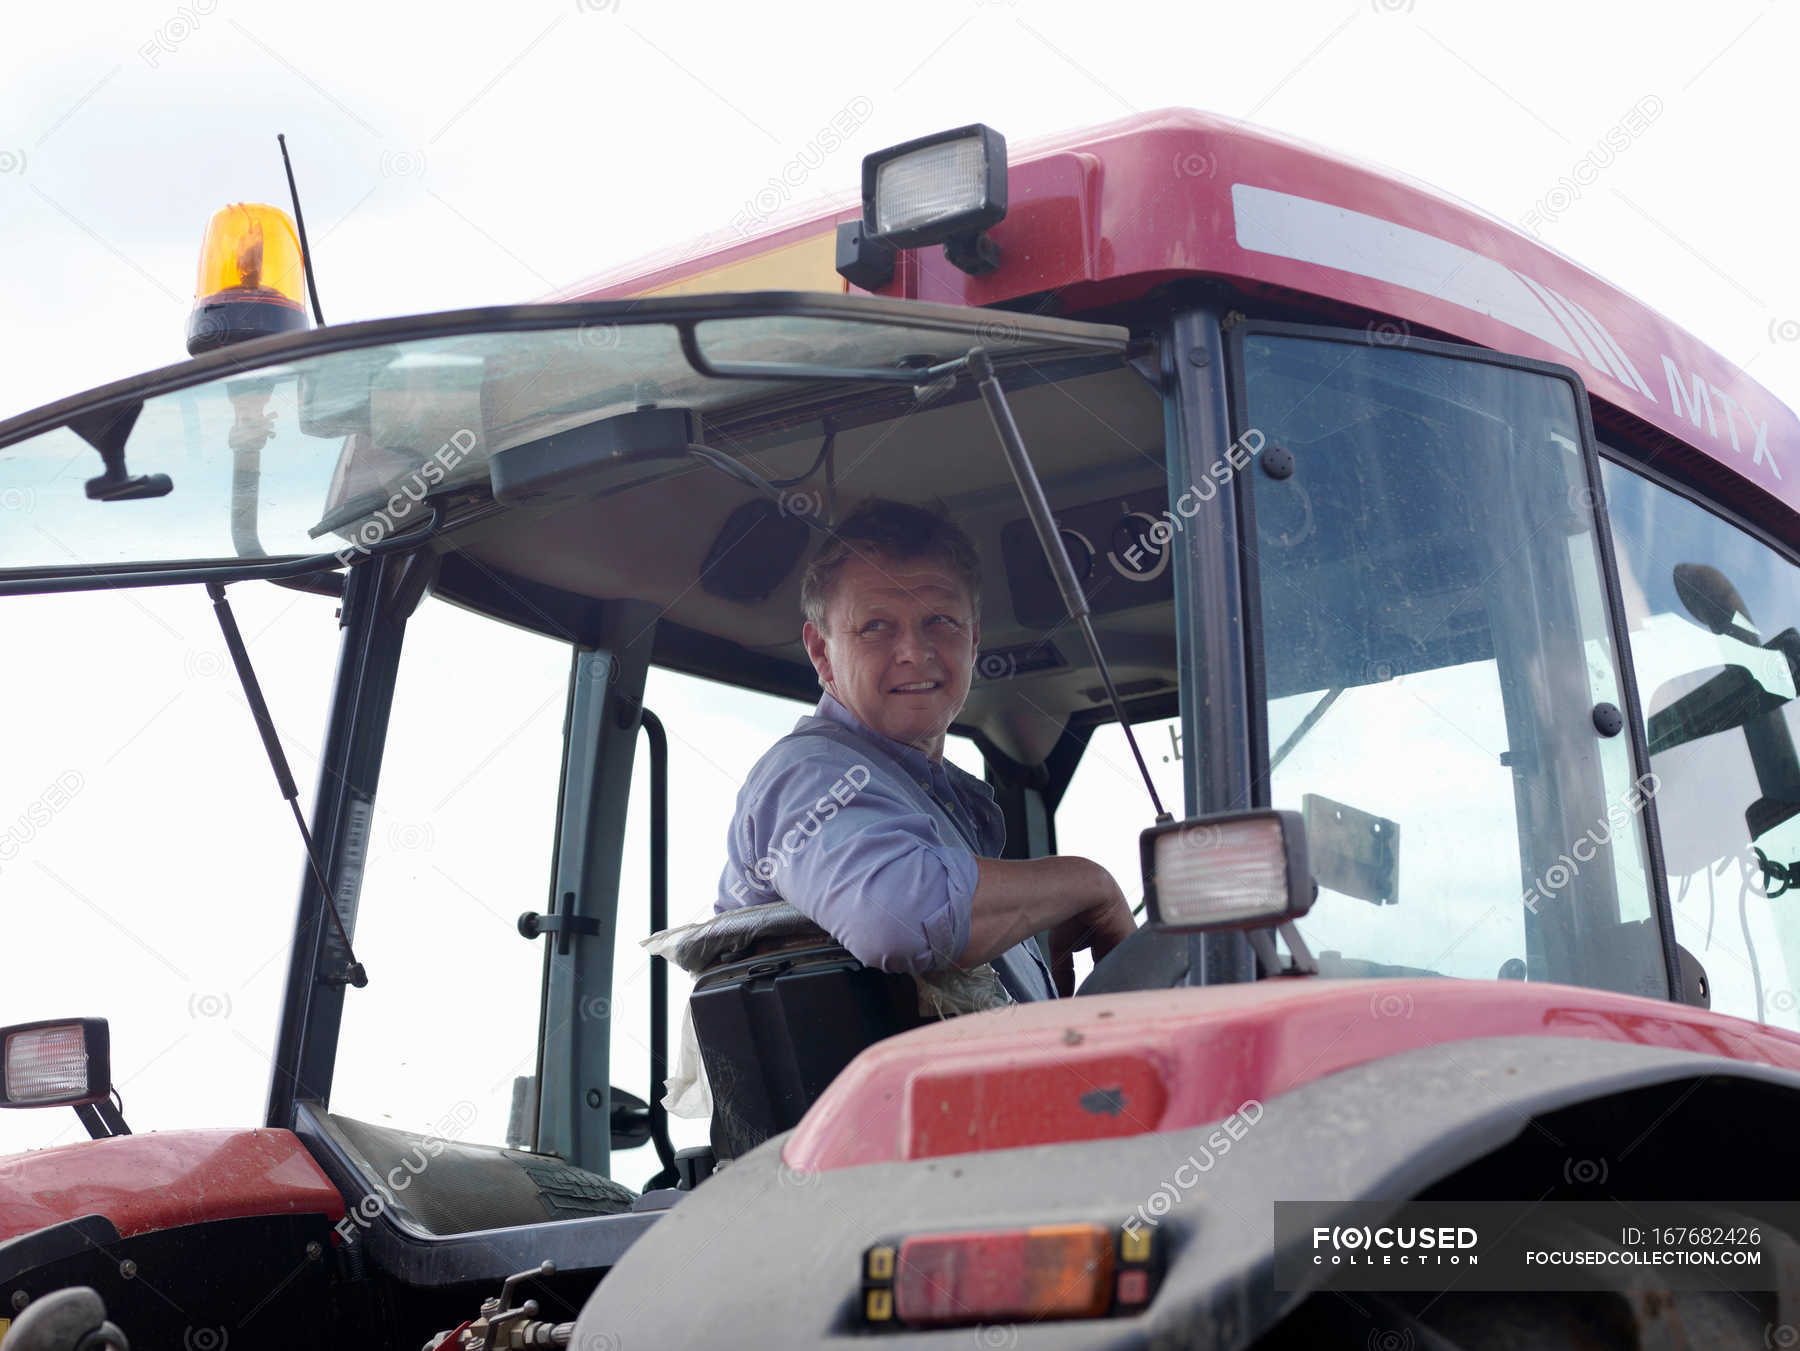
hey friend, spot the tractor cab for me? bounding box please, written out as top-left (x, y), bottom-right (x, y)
top-left (7, 114), bottom-right (1800, 1350)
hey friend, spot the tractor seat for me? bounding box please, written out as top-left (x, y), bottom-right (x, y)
top-left (656, 902), bottom-right (1008, 1159)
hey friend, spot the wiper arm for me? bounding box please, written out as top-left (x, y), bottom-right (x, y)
top-left (208, 581), bottom-right (367, 988)
top-left (674, 346), bottom-right (1173, 823)
top-left (1270, 687), bottom-right (1345, 775)
top-left (967, 347), bottom-right (1170, 824)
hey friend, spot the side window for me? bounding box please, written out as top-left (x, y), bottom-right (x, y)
top-left (608, 669), bottom-right (811, 1191)
top-left (606, 676), bottom-right (989, 1189)
top-left (1056, 715), bottom-right (1184, 984)
top-left (1056, 716), bottom-right (1184, 895)
top-left (1602, 458), bottom-right (1800, 1029)
top-left (330, 601), bottom-right (570, 1148)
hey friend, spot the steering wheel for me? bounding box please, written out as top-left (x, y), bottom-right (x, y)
top-left (1075, 925), bottom-right (1194, 996)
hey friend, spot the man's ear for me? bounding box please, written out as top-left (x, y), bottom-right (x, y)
top-left (802, 619), bottom-right (834, 692)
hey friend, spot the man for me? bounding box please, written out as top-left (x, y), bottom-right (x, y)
top-left (716, 498), bottom-right (1135, 1001)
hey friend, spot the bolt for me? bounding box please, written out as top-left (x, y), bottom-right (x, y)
top-left (1186, 347), bottom-right (1209, 366)
top-left (306, 1241), bottom-right (322, 1260)
top-left (11, 1290), bottom-right (28, 1311)
top-left (119, 1260), bottom-right (137, 1280)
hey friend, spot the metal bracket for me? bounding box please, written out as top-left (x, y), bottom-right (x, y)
top-left (517, 910), bottom-right (603, 941)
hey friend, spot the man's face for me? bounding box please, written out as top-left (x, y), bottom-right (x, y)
top-left (802, 551), bottom-right (980, 758)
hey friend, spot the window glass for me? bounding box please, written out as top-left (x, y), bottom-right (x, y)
top-left (330, 600), bottom-right (569, 1147)
top-left (607, 677), bottom-right (988, 1190)
top-left (1243, 334), bottom-right (1662, 997)
top-left (1056, 717), bottom-right (1183, 900)
top-left (609, 670), bottom-right (813, 1191)
top-left (1601, 458), bottom-right (1800, 1029)
top-left (0, 584), bottom-right (335, 1159)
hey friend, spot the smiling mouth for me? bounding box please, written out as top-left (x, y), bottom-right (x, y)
top-left (890, 680), bottom-right (942, 694)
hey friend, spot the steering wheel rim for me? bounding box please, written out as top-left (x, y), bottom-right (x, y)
top-left (1075, 925), bottom-right (1193, 996)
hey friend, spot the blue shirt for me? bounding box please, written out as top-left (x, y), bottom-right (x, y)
top-left (716, 693), bottom-right (1055, 1002)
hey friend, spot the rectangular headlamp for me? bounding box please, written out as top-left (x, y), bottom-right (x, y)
top-left (1140, 810), bottom-right (1315, 932)
top-left (862, 123), bottom-right (1007, 249)
top-left (0, 1019), bottom-right (111, 1108)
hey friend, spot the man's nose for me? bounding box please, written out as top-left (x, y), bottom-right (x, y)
top-left (892, 623), bottom-right (935, 664)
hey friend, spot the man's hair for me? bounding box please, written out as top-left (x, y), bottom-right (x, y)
top-left (800, 498), bottom-right (982, 632)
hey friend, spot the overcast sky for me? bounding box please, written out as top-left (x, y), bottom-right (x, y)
top-left (2, 0), bottom-right (1797, 1182)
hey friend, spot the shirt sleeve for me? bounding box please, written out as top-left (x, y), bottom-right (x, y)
top-left (733, 750), bottom-right (975, 975)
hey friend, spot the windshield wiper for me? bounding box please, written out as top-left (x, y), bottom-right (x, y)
top-left (208, 581), bottom-right (367, 988)
top-left (667, 345), bottom-right (1176, 825)
top-left (967, 348), bottom-right (1170, 824)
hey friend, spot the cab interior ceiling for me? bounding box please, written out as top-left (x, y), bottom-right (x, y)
top-left (428, 360), bottom-right (1169, 768)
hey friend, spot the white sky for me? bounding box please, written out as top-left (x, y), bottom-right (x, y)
top-left (2, 0), bottom-right (1798, 1186)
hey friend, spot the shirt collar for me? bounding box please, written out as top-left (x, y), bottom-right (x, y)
top-left (815, 691), bottom-right (942, 779)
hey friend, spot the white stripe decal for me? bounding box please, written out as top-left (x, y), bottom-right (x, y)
top-left (1562, 293), bottom-right (1656, 401)
top-left (1232, 183), bottom-right (1576, 358)
top-left (1549, 285), bottom-right (1634, 389)
top-left (1515, 273), bottom-right (1611, 376)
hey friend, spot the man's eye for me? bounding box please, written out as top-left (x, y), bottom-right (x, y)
top-left (930, 614), bottom-right (961, 629)
top-left (858, 620), bottom-right (888, 635)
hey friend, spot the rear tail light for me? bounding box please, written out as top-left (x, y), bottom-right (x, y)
top-left (862, 1223), bottom-right (1157, 1328)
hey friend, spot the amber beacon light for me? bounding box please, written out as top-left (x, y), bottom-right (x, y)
top-left (186, 202), bottom-right (311, 356)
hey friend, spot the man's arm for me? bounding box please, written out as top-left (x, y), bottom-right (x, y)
top-left (959, 856), bottom-right (1136, 981)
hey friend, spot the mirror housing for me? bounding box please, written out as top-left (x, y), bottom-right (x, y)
top-left (0, 1018), bottom-right (112, 1109)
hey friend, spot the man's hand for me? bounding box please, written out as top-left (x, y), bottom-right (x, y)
top-left (1046, 884), bottom-right (1137, 996)
top-left (960, 856), bottom-right (1137, 993)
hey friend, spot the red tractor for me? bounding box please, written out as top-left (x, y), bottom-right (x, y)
top-left (3, 111), bottom-right (1799, 1349)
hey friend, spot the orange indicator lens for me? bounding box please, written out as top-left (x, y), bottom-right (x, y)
top-left (892, 1223), bottom-right (1115, 1325)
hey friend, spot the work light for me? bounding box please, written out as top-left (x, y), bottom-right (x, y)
top-left (1141, 810), bottom-right (1315, 931)
top-left (0, 1019), bottom-right (110, 1107)
top-left (860, 124), bottom-right (1007, 274)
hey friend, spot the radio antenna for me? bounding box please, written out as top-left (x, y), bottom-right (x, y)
top-left (277, 133), bottom-right (326, 326)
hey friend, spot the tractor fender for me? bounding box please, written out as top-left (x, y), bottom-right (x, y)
top-left (570, 1034), bottom-right (1800, 1349)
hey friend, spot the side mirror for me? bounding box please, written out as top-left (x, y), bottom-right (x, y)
top-left (1674, 562), bottom-right (1760, 643)
top-left (609, 1086), bottom-right (652, 1151)
top-left (0, 1019), bottom-right (127, 1138)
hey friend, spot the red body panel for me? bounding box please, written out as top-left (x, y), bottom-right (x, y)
top-left (559, 109), bottom-right (1796, 528)
top-left (0, 1128), bottom-right (344, 1242)
top-left (782, 979), bottom-right (1800, 1174)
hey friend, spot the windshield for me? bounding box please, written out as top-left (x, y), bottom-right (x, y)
top-left (0, 295), bottom-right (1125, 579)
top-left (1241, 331), bottom-right (1665, 998)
